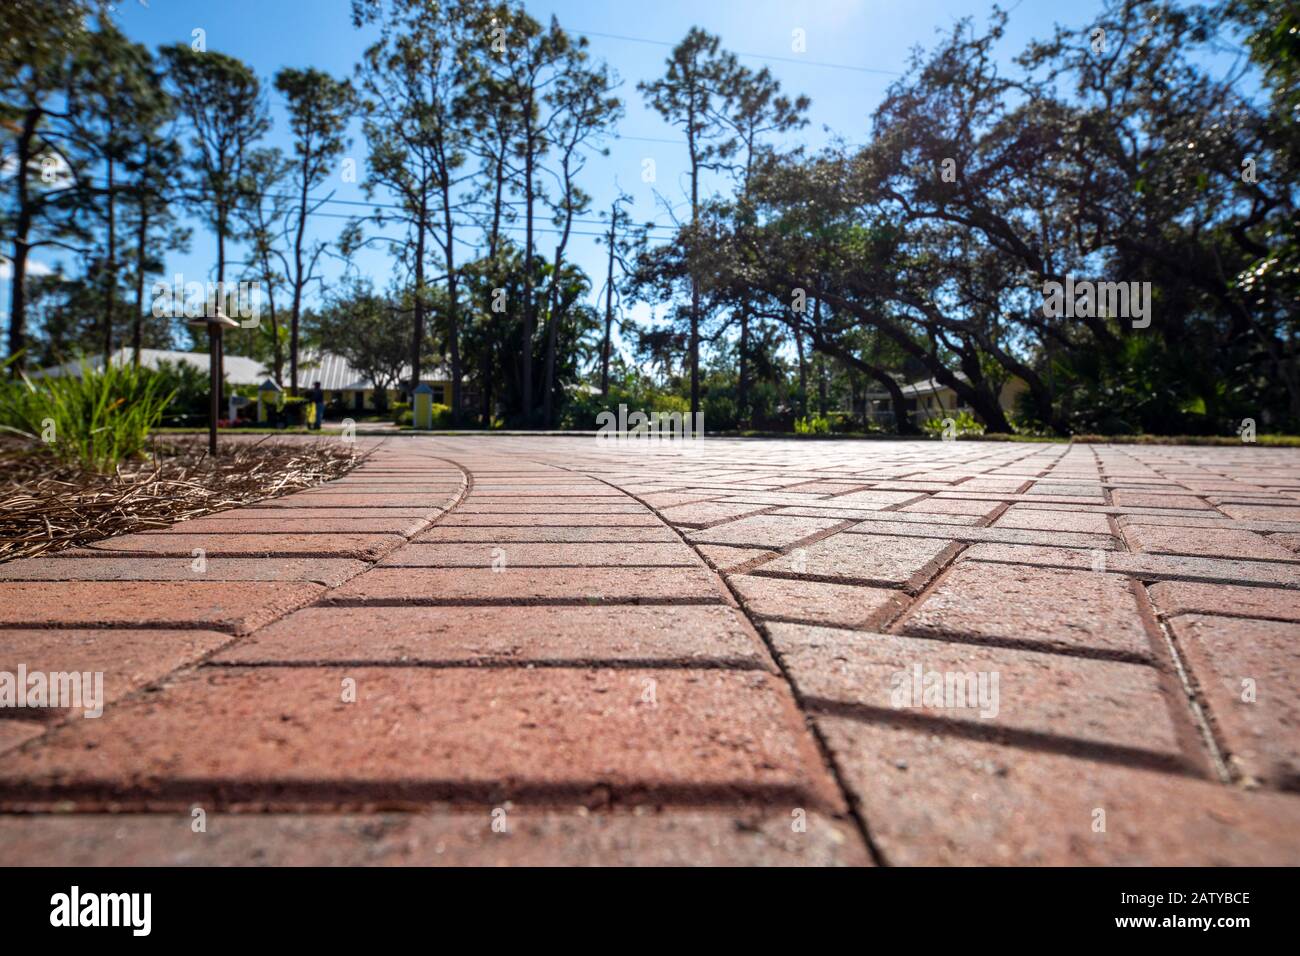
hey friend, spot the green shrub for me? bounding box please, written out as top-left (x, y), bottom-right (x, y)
top-left (794, 415), bottom-right (831, 435)
top-left (921, 410), bottom-right (985, 438)
top-left (558, 374), bottom-right (691, 430)
top-left (152, 359), bottom-right (212, 425)
top-left (0, 359), bottom-right (176, 472)
top-left (400, 402), bottom-right (452, 428)
top-left (702, 392), bottom-right (738, 431)
top-left (827, 411), bottom-right (861, 433)
top-left (431, 402), bottom-right (452, 427)
top-left (279, 395), bottom-right (309, 427)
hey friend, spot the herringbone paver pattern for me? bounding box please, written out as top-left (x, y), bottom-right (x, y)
top-left (1, 436), bottom-right (1297, 865)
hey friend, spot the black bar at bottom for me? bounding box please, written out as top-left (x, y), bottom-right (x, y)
top-left (0, 866), bottom-right (1286, 941)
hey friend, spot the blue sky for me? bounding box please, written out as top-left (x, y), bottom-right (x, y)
top-left (27, 0), bottom-right (1123, 359)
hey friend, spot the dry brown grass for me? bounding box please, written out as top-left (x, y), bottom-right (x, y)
top-left (0, 434), bottom-right (365, 563)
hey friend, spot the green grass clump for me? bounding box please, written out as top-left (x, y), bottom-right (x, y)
top-left (0, 358), bottom-right (177, 472)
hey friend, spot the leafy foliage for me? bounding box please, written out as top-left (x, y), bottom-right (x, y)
top-left (921, 410), bottom-right (985, 438)
top-left (794, 415), bottom-right (830, 435)
top-left (0, 359), bottom-right (175, 471)
top-left (4, 1), bottom-right (1297, 442)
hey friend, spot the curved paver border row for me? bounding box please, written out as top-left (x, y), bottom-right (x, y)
top-left (0, 439), bottom-right (470, 736)
top-left (580, 469), bottom-right (889, 867)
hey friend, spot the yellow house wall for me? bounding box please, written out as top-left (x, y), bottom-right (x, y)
top-left (917, 377), bottom-right (1026, 420)
top-left (343, 380), bottom-right (453, 410)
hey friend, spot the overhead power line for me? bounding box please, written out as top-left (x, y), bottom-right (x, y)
top-left (74, 174), bottom-right (679, 234)
top-left (254, 190), bottom-right (676, 232)
top-left (305, 208), bottom-right (636, 238)
top-left (575, 27), bottom-right (906, 77)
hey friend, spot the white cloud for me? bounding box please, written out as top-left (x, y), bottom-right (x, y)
top-left (0, 258), bottom-right (55, 280)
top-left (0, 151), bottom-right (72, 186)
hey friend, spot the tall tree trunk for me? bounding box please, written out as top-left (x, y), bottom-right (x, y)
top-left (488, 146), bottom-right (505, 259)
top-left (252, 245), bottom-right (282, 384)
top-left (102, 157), bottom-right (116, 364)
top-left (132, 193), bottom-right (150, 366)
top-left (873, 367), bottom-right (914, 434)
top-left (600, 205), bottom-right (617, 396)
top-left (521, 131), bottom-right (535, 421)
top-left (689, 285), bottom-right (700, 416)
top-left (821, 290), bottom-right (1015, 433)
top-left (410, 196), bottom-right (428, 396)
top-left (268, 297), bottom-right (282, 386)
top-left (442, 199), bottom-right (461, 426)
top-left (542, 181), bottom-right (576, 427)
top-left (8, 108), bottom-right (39, 373)
top-left (795, 324), bottom-right (807, 418)
top-left (813, 296), bottom-right (828, 416)
top-left (7, 238), bottom-right (31, 373)
top-left (261, 246), bottom-right (283, 385)
top-left (542, 262), bottom-right (561, 427)
top-left (688, 152), bottom-right (700, 417)
top-left (737, 302), bottom-right (749, 425)
top-left (799, 314), bottom-right (922, 436)
top-left (483, 142), bottom-right (506, 427)
top-left (216, 212), bottom-right (227, 404)
top-left (289, 149), bottom-right (312, 397)
top-left (264, 259), bottom-right (282, 385)
top-left (480, 328), bottom-right (494, 428)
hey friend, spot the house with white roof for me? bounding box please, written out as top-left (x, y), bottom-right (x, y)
top-left (297, 352), bottom-right (467, 411)
top-left (31, 348), bottom-right (268, 386)
top-left (863, 373), bottom-right (1027, 426)
top-left (34, 349), bottom-right (470, 413)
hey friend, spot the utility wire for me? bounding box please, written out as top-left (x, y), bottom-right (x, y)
top-left (72, 174), bottom-right (681, 234)
top-left (255, 190), bottom-right (676, 232)
top-left (305, 208), bottom-right (636, 238)
top-left (575, 27), bottom-right (906, 77)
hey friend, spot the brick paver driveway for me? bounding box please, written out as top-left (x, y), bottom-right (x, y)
top-left (1, 436), bottom-right (1297, 865)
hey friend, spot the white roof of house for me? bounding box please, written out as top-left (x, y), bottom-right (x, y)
top-left (31, 348), bottom-right (268, 386)
top-left (298, 352), bottom-right (453, 391)
top-left (899, 377), bottom-right (959, 397)
top-left (864, 373), bottom-right (969, 401)
top-left (300, 352), bottom-right (355, 392)
top-left (33, 349), bottom-right (456, 391)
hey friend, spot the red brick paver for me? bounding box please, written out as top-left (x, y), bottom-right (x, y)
top-left (0, 581), bottom-right (324, 634)
top-left (1169, 614), bottom-right (1299, 789)
top-left (1, 435), bottom-right (1298, 865)
top-left (0, 667), bottom-right (839, 810)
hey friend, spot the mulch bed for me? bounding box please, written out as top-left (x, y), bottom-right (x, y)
top-left (0, 435), bottom-right (365, 563)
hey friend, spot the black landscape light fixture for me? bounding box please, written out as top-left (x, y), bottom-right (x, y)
top-left (186, 306), bottom-right (240, 456)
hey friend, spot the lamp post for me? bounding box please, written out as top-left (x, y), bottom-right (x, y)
top-left (186, 307), bottom-right (240, 456)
